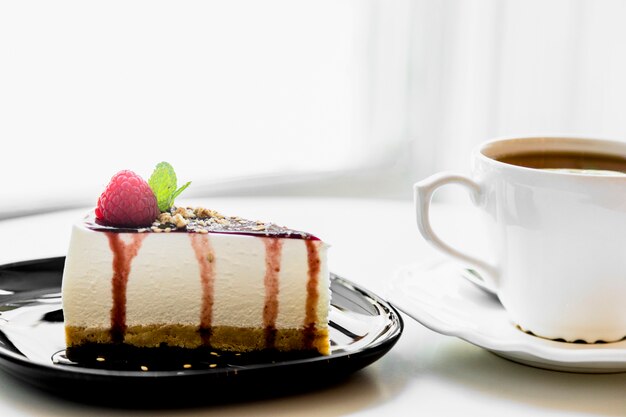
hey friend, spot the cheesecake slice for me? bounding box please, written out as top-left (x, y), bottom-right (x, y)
top-left (62, 207), bottom-right (331, 356)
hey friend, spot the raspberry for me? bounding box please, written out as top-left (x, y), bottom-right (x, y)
top-left (95, 170), bottom-right (160, 228)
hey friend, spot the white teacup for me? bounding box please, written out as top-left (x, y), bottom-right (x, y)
top-left (414, 136), bottom-right (626, 343)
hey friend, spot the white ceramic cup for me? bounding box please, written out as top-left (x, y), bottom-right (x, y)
top-left (414, 136), bottom-right (626, 343)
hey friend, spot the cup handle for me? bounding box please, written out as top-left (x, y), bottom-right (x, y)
top-left (414, 172), bottom-right (499, 293)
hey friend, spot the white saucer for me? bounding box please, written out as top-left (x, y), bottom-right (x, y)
top-left (386, 259), bottom-right (626, 373)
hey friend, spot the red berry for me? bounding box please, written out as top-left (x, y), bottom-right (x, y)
top-left (95, 170), bottom-right (160, 228)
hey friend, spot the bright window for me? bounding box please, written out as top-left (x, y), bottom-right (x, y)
top-left (1, 1), bottom-right (412, 217)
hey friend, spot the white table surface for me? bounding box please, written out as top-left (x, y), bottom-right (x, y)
top-left (0, 197), bottom-right (625, 417)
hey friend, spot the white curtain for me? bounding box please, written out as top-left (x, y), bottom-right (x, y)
top-left (0, 0), bottom-right (411, 218)
top-left (409, 0), bottom-right (626, 199)
top-left (3, 0), bottom-right (626, 216)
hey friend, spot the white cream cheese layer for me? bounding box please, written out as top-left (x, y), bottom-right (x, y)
top-left (61, 223), bottom-right (330, 330)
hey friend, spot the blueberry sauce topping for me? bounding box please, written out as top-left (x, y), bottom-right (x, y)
top-left (85, 207), bottom-right (320, 240)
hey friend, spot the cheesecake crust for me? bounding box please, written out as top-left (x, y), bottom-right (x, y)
top-left (66, 324), bottom-right (330, 355)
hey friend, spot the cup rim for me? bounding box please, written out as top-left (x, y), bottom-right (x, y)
top-left (473, 135), bottom-right (626, 177)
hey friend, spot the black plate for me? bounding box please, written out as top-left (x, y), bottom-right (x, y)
top-left (0, 257), bottom-right (402, 407)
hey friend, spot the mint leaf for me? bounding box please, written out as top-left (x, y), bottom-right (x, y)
top-left (148, 162), bottom-right (191, 212)
top-left (171, 181), bottom-right (191, 201)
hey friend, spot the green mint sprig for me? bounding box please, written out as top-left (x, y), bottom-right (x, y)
top-left (148, 162), bottom-right (191, 212)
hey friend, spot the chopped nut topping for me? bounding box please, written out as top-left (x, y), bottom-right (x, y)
top-left (195, 207), bottom-right (223, 219)
top-left (158, 213), bottom-right (173, 224)
top-left (215, 217), bottom-right (231, 226)
top-left (173, 206), bottom-right (196, 219)
top-left (172, 213), bottom-right (188, 228)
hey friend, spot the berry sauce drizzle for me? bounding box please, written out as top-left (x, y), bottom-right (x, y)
top-left (262, 238), bottom-right (284, 349)
top-left (107, 233), bottom-right (147, 343)
top-left (304, 240), bottom-right (321, 349)
top-left (99, 209), bottom-right (322, 349)
top-left (189, 234), bottom-right (216, 345)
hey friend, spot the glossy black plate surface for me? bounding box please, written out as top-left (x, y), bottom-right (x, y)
top-left (0, 257), bottom-right (402, 406)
